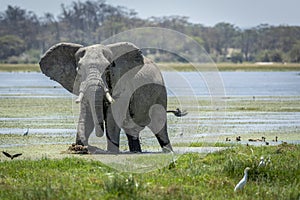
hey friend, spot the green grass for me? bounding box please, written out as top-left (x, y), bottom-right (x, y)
top-left (0, 64), bottom-right (40, 72)
top-left (0, 97), bottom-right (77, 129)
top-left (1, 63), bottom-right (300, 72)
top-left (158, 62), bottom-right (300, 71)
top-left (0, 144), bottom-right (299, 199)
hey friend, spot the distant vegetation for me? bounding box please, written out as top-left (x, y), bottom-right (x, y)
top-left (1, 0), bottom-right (300, 64)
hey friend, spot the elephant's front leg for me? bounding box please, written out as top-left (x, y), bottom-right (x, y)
top-left (147, 104), bottom-right (173, 152)
top-left (76, 99), bottom-right (94, 146)
top-left (105, 105), bottom-right (121, 153)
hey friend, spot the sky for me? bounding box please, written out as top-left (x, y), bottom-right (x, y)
top-left (0, 0), bottom-right (300, 28)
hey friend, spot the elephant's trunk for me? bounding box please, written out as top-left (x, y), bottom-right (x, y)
top-left (75, 69), bottom-right (113, 137)
top-left (89, 87), bottom-right (105, 137)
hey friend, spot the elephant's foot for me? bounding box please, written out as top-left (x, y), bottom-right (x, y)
top-left (126, 134), bottom-right (142, 153)
top-left (154, 130), bottom-right (173, 152)
top-left (76, 138), bottom-right (88, 146)
top-left (162, 143), bottom-right (173, 153)
top-left (107, 139), bottom-right (120, 153)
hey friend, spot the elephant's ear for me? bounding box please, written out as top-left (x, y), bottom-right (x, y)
top-left (39, 42), bottom-right (83, 94)
top-left (107, 42), bottom-right (144, 72)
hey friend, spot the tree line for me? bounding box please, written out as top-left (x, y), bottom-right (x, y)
top-left (1, 0), bottom-right (300, 64)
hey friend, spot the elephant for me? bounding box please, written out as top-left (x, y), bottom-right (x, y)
top-left (39, 42), bottom-right (182, 153)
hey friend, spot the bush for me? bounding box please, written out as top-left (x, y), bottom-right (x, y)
top-left (6, 49), bottom-right (41, 64)
top-left (256, 50), bottom-right (285, 63)
top-left (230, 52), bottom-right (244, 63)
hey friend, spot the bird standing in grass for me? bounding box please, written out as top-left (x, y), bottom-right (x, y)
top-left (258, 156), bottom-right (265, 167)
top-left (234, 167), bottom-right (250, 192)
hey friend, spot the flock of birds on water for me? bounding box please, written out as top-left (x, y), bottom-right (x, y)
top-left (1, 127), bottom-right (280, 192)
top-left (226, 135), bottom-right (279, 146)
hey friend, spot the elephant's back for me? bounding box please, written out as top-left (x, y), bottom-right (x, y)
top-left (136, 57), bottom-right (165, 86)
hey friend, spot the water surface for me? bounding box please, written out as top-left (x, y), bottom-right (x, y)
top-left (0, 71), bottom-right (299, 97)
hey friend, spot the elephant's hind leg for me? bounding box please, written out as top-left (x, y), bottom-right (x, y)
top-left (147, 104), bottom-right (173, 152)
top-left (154, 124), bottom-right (173, 152)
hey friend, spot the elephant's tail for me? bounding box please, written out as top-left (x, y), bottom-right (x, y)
top-left (167, 108), bottom-right (188, 117)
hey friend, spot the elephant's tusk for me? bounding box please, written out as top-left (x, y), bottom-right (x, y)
top-left (105, 91), bottom-right (115, 104)
top-left (75, 92), bottom-right (84, 103)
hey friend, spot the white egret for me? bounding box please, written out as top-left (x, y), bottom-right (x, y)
top-left (266, 155), bottom-right (271, 165)
top-left (234, 167), bottom-right (250, 192)
top-left (258, 156), bottom-right (265, 167)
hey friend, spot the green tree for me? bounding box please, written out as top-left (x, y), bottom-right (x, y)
top-left (289, 42), bottom-right (300, 62)
top-left (240, 29), bottom-right (258, 61)
top-left (0, 6), bottom-right (40, 49)
top-left (0, 35), bottom-right (25, 59)
top-left (269, 50), bottom-right (284, 62)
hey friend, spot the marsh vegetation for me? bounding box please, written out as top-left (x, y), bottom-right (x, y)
top-left (0, 144), bottom-right (299, 199)
top-left (0, 64), bottom-right (299, 199)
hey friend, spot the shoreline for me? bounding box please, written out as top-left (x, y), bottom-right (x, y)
top-left (1, 63), bottom-right (300, 72)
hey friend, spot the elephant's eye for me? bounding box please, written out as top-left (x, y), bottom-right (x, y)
top-left (75, 49), bottom-right (86, 61)
top-left (110, 61), bottom-right (115, 68)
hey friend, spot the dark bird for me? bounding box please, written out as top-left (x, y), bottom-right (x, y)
top-left (272, 136), bottom-right (278, 142)
top-left (226, 137), bottom-right (231, 141)
top-left (167, 108), bottom-right (188, 117)
top-left (236, 136), bottom-right (241, 141)
top-left (2, 151), bottom-right (22, 159)
top-left (23, 128), bottom-right (29, 136)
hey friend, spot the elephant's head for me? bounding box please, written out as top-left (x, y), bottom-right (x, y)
top-left (39, 42), bottom-right (144, 137)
